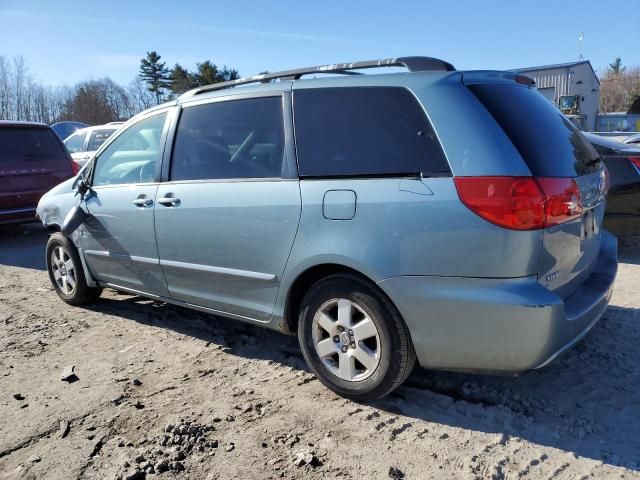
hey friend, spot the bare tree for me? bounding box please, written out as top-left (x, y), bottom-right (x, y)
top-left (12, 55), bottom-right (30, 121)
top-left (600, 66), bottom-right (640, 113)
top-left (0, 55), bottom-right (11, 119)
top-left (61, 78), bottom-right (132, 124)
top-left (126, 76), bottom-right (155, 116)
top-left (0, 55), bottom-right (170, 124)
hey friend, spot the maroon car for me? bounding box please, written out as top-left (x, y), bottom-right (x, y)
top-left (0, 121), bottom-right (76, 225)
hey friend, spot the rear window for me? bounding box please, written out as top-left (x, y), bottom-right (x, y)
top-left (293, 87), bottom-right (450, 177)
top-left (87, 129), bottom-right (116, 151)
top-left (468, 84), bottom-right (600, 177)
top-left (0, 127), bottom-right (68, 164)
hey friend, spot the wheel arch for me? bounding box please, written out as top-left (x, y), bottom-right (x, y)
top-left (282, 263), bottom-right (402, 334)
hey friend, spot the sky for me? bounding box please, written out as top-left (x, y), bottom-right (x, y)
top-left (0, 0), bottom-right (638, 87)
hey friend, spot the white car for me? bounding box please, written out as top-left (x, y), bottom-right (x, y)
top-left (64, 125), bottom-right (121, 170)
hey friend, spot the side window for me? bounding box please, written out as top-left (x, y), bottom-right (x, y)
top-left (293, 87), bottom-right (450, 177)
top-left (64, 131), bottom-right (87, 154)
top-left (92, 113), bottom-right (167, 186)
top-left (171, 96), bottom-right (284, 181)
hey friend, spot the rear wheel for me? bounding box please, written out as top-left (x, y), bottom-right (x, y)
top-left (297, 274), bottom-right (415, 401)
top-left (46, 233), bottom-right (101, 305)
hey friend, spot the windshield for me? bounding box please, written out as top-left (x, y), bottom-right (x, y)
top-left (64, 130), bottom-right (87, 153)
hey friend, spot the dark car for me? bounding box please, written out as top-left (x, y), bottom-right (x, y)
top-left (50, 121), bottom-right (89, 141)
top-left (583, 132), bottom-right (640, 236)
top-left (623, 133), bottom-right (640, 146)
top-left (0, 121), bottom-right (76, 225)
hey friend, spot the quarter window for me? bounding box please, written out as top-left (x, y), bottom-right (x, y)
top-left (171, 96), bottom-right (285, 181)
top-left (92, 113), bottom-right (167, 186)
top-left (293, 87), bottom-right (450, 177)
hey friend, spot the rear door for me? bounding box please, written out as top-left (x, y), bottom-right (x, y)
top-left (0, 125), bottom-right (73, 213)
top-left (467, 80), bottom-right (606, 298)
top-left (154, 93), bottom-right (301, 321)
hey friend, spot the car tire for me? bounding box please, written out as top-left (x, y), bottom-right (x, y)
top-left (46, 233), bottom-right (101, 305)
top-left (297, 273), bottom-right (416, 401)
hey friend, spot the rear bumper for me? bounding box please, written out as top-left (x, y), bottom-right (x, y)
top-left (377, 230), bottom-right (618, 373)
top-left (0, 206), bottom-right (38, 225)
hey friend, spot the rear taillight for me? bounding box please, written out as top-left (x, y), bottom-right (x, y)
top-left (628, 156), bottom-right (640, 172)
top-left (70, 159), bottom-right (80, 175)
top-left (536, 178), bottom-right (583, 226)
top-left (454, 176), bottom-right (583, 231)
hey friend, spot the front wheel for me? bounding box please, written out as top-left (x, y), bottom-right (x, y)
top-left (297, 274), bottom-right (415, 401)
top-left (46, 233), bottom-right (101, 305)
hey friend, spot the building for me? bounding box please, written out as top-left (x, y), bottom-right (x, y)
top-left (512, 60), bottom-right (600, 131)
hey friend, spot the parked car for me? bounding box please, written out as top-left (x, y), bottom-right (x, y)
top-left (37, 57), bottom-right (617, 400)
top-left (582, 132), bottom-right (640, 236)
top-left (1, 121), bottom-right (75, 225)
top-left (64, 125), bottom-right (120, 170)
top-left (623, 133), bottom-right (640, 146)
top-left (51, 121), bottom-right (89, 141)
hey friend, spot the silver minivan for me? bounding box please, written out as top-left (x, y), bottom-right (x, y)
top-left (37, 57), bottom-right (617, 400)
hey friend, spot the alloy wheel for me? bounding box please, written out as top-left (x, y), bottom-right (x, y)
top-left (311, 298), bottom-right (381, 381)
top-left (51, 246), bottom-right (76, 295)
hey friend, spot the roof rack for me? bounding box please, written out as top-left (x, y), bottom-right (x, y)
top-left (180, 56), bottom-right (455, 99)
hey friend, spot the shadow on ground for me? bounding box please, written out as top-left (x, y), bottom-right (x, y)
top-left (0, 223), bottom-right (48, 270)
top-left (82, 293), bottom-right (640, 471)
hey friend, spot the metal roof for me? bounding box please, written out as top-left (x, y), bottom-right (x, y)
top-left (511, 60), bottom-right (600, 84)
top-left (512, 60), bottom-right (592, 72)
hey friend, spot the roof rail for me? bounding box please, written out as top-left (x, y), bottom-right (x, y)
top-left (180, 56), bottom-right (455, 99)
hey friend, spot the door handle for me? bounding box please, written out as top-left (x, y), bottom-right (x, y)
top-left (157, 194), bottom-right (180, 206)
top-left (133, 197), bottom-right (153, 207)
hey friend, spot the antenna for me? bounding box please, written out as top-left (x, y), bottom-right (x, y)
top-left (578, 32), bottom-right (584, 60)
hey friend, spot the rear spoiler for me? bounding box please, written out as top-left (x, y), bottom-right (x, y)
top-left (461, 70), bottom-right (535, 86)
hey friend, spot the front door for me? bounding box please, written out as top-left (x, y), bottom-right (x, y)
top-left (154, 95), bottom-right (301, 321)
top-left (81, 111), bottom-right (170, 295)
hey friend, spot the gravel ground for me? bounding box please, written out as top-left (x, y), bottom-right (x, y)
top-left (0, 224), bottom-right (639, 480)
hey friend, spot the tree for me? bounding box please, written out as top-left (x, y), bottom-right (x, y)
top-left (194, 61), bottom-right (240, 87)
top-left (61, 78), bottom-right (131, 124)
top-left (139, 51), bottom-right (170, 104)
top-left (607, 57), bottom-right (625, 75)
top-left (195, 61), bottom-right (220, 86)
top-left (599, 65), bottom-right (640, 113)
top-left (127, 76), bottom-right (155, 115)
top-left (169, 63), bottom-right (196, 95)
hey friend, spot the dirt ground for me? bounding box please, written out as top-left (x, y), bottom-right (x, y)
top-left (1, 224), bottom-right (639, 480)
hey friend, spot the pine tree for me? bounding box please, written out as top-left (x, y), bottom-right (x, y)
top-left (194, 61), bottom-right (240, 87)
top-left (139, 51), bottom-right (170, 104)
top-left (607, 57), bottom-right (625, 76)
top-left (195, 61), bottom-right (220, 86)
top-left (169, 63), bottom-right (195, 95)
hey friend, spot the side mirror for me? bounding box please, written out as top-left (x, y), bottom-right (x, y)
top-left (75, 177), bottom-right (90, 197)
top-left (60, 206), bottom-right (89, 237)
top-left (73, 164), bottom-right (93, 199)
